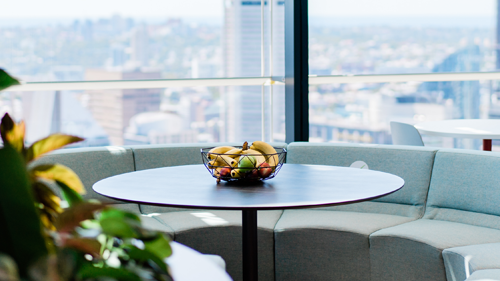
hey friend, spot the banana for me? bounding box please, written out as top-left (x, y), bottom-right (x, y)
top-left (209, 155), bottom-right (237, 168)
top-left (250, 141), bottom-right (279, 169)
top-left (241, 149), bottom-right (266, 167)
top-left (231, 168), bottom-right (244, 178)
top-left (224, 148), bottom-right (243, 158)
top-left (208, 146), bottom-right (237, 159)
top-left (213, 167), bottom-right (222, 176)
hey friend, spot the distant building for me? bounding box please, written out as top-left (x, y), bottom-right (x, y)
top-left (85, 69), bottom-right (161, 145)
top-left (124, 111), bottom-right (197, 145)
top-left (420, 45), bottom-right (482, 119)
top-left (131, 25), bottom-right (149, 67)
top-left (223, 0), bottom-right (285, 142)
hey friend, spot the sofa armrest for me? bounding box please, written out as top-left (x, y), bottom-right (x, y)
top-left (443, 243), bottom-right (500, 281)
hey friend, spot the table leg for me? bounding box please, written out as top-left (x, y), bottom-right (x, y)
top-left (483, 139), bottom-right (492, 151)
top-left (242, 209), bottom-right (258, 281)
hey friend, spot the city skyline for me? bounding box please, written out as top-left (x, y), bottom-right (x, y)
top-left (1, 2), bottom-right (498, 149)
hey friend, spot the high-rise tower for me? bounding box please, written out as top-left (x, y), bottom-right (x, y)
top-left (223, 0), bottom-right (285, 142)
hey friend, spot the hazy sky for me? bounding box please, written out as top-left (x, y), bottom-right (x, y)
top-left (0, 0), bottom-right (495, 19)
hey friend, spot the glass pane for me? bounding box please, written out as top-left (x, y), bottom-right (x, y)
top-left (1, 0), bottom-right (286, 146)
top-left (309, 79), bottom-right (499, 150)
top-left (1, 0), bottom-right (283, 82)
top-left (309, 0), bottom-right (496, 75)
top-left (1, 83), bottom-right (285, 146)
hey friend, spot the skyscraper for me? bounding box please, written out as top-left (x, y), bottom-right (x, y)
top-left (223, 0), bottom-right (285, 142)
top-left (85, 69), bottom-right (161, 145)
top-left (420, 45), bottom-right (481, 120)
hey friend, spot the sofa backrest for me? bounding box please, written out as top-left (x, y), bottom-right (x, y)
top-left (32, 146), bottom-right (135, 204)
top-left (286, 142), bottom-right (438, 218)
top-left (424, 149), bottom-right (500, 229)
top-left (130, 142), bottom-right (288, 171)
top-left (131, 142), bottom-right (288, 213)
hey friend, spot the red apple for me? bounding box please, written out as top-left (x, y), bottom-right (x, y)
top-left (249, 169), bottom-right (259, 179)
top-left (258, 162), bottom-right (273, 178)
top-left (219, 167), bottom-right (231, 178)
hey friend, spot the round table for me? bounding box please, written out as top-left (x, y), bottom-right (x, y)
top-left (93, 164), bottom-right (404, 281)
top-left (415, 119), bottom-right (500, 151)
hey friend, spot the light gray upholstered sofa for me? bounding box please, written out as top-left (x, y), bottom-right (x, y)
top-left (34, 142), bottom-right (500, 281)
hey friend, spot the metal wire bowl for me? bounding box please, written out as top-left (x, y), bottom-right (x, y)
top-left (201, 146), bottom-right (287, 183)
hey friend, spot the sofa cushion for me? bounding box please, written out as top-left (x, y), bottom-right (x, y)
top-left (132, 142), bottom-right (287, 214)
top-left (369, 219), bottom-right (500, 281)
top-left (274, 209), bottom-right (415, 281)
top-left (286, 142), bottom-right (438, 218)
top-left (153, 210), bottom-right (282, 281)
top-left (424, 149), bottom-right (500, 229)
top-left (467, 269), bottom-right (500, 281)
top-left (443, 243), bottom-right (500, 281)
top-left (32, 146), bottom-right (135, 204)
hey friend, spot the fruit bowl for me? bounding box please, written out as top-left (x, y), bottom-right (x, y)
top-left (201, 142), bottom-right (287, 183)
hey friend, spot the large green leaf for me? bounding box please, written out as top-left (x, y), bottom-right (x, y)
top-left (0, 113), bottom-right (25, 152)
top-left (55, 202), bottom-right (104, 233)
top-left (30, 164), bottom-right (85, 194)
top-left (0, 69), bottom-right (20, 92)
top-left (26, 134), bottom-right (84, 162)
top-left (99, 208), bottom-right (141, 222)
top-left (62, 238), bottom-right (101, 257)
top-left (32, 181), bottom-right (63, 230)
top-left (144, 234), bottom-right (172, 260)
top-left (99, 217), bottom-right (140, 238)
top-left (99, 208), bottom-right (142, 238)
top-left (77, 263), bottom-right (141, 281)
top-left (126, 246), bottom-right (168, 272)
top-left (56, 180), bottom-right (84, 207)
top-left (0, 146), bottom-right (48, 277)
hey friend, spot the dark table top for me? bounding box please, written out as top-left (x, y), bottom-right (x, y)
top-left (93, 164), bottom-right (404, 210)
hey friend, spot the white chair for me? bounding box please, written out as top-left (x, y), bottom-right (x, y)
top-left (390, 121), bottom-right (424, 146)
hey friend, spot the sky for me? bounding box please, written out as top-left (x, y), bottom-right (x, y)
top-left (0, 0), bottom-right (495, 18)
top-left (0, 0), bottom-right (496, 28)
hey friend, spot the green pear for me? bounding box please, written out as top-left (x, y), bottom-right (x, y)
top-left (238, 155), bottom-right (256, 173)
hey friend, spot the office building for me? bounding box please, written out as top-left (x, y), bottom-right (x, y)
top-left (85, 69), bottom-right (161, 145)
top-left (223, 0), bottom-right (285, 142)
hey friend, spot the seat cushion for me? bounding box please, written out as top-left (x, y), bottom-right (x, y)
top-left (467, 269), bottom-right (500, 281)
top-left (32, 146), bottom-right (135, 204)
top-left (370, 219), bottom-right (500, 281)
top-left (274, 209), bottom-right (415, 281)
top-left (153, 210), bottom-right (283, 281)
top-left (443, 243), bottom-right (500, 281)
top-left (286, 142), bottom-right (438, 218)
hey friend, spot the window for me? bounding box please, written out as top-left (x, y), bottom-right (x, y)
top-left (308, 0), bottom-right (499, 150)
top-left (1, 0), bottom-right (285, 146)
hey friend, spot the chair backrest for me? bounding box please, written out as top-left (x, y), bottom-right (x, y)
top-left (390, 121), bottom-right (424, 146)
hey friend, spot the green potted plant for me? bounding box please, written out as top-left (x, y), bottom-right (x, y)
top-left (0, 69), bottom-right (173, 281)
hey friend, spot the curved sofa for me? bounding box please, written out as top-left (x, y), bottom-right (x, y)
top-left (33, 142), bottom-right (500, 281)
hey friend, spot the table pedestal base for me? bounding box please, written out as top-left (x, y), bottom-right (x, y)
top-left (483, 139), bottom-right (492, 151)
top-left (242, 209), bottom-right (258, 281)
